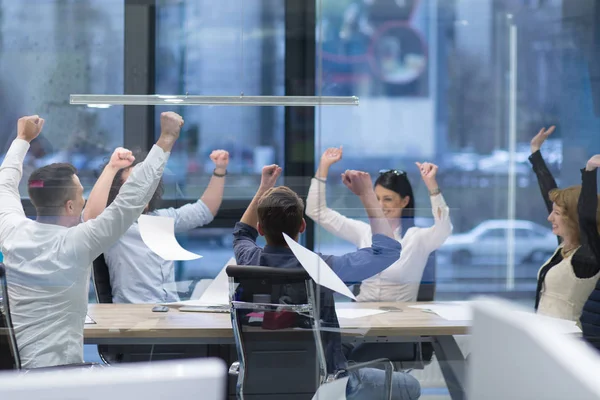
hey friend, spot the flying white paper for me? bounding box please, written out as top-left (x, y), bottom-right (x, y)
top-left (283, 233), bottom-right (356, 300)
top-left (311, 377), bottom-right (348, 400)
top-left (138, 215), bottom-right (202, 261)
top-left (197, 257), bottom-right (236, 305)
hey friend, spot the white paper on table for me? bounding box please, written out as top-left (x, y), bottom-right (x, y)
top-left (85, 315), bottom-right (96, 325)
top-left (283, 233), bottom-right (356, 300)
top-left (335, 308), bottom-right (388, 319)
top-left (197, 257), bottom-right (236, 305)
top-left (311, 377), bottom-right (348, 400)
top-left (138, 215), bottom-right (202, 261)
top-left (409, 303), bottom-right (472, 321)
top-left (517, 312), bottom-right (582, 335)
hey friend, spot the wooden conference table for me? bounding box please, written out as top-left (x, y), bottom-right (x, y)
top-left (85, 302), bottom-right (469, 400)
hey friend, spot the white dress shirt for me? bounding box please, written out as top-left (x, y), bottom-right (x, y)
top-left (0, 139), bottom-right (169, 368)
top-left (104, 200), bottom-right (214, 304)
top-left (306, 177), bottom-right (452, 302)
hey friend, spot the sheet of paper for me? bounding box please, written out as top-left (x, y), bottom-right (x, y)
top-left (409, 303), bottom-right (472, 321)
top-left (138, 215), bottom-right (202, 261)
top-left (85, 315), bottom-right (96, 325)
top-left (311, 377), bottom-right (348, 400)
top-left (335, 308), bottom-right (388, 319)
top-left (197, 257), bottom-right (236, 305)
top-left (517, 311), bottom-right (582, 335)
top-left (283, 233), bottom-right (356, 300)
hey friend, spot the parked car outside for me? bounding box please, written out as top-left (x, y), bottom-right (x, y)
top-left (439, 219), bottom-right (557, 265)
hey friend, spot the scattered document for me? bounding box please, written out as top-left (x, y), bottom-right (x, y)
top-left (410, 302), bottom-right (582, 334)
top-left (518, 312), bottom-right (582, 335)
top-left (139, 215), bottom-right (202, 261)
top-left (85, 315), bottom-right (96, 325)
top-left (311, 377), bottom-right (348, 400)
top-left (335, 308), bottom-right (388, 319)
top-left (409, 303), bottom-right (472, 321)
top-left (197, 257), bottom-right (235, 305)
top-left (283, 233), bottom-right (356, 300)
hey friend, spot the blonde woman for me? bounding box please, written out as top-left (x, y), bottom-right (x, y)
top-left (529, 126), bottom-right (600, 321)
top-left (306, 147), bottom-right (452, 302)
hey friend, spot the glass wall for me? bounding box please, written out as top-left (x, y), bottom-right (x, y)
top-left (0, 0), bottom-right (124, 198)
top-left (154, 0), bottom-right (285, 287)
top-left (314, 0), bottom-right (600, 305)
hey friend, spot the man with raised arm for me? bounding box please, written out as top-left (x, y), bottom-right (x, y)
top-left (232, 165), bottom-right (421, 400)
top-left (0, 112), bottom-right (183, 368)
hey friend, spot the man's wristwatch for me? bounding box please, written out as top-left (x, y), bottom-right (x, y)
top-left (213, 169), bottom-right (227, 177)
top-left (429, 187), bottom-right (441, 196)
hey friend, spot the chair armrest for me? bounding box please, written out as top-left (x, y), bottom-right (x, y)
top-left (229, 361), bottom-right (240, 376)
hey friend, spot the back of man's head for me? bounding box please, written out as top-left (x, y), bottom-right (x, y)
top-left (257, 186), bottom-right (305, 246)
top-left (106, 150), bottom-right (164, 213)
top-left (28, 163), bottom-right (78, 217)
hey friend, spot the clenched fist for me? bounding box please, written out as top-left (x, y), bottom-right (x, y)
top-left (17, 115), bottom-right (45, 143)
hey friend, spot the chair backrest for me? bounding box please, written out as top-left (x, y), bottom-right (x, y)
top-left (0, 263), bottom-right (21, 370)
top-left (226, 265), bottom-right (326, 398)
top-left (417, 251), bottom-right (437, 302)
top-left (92, 255), bottom-right (113, 304)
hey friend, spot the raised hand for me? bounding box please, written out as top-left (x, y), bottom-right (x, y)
top-left (260, 164), bottom-right (282, 190)
top-left (109, 147), bottom-right (135, 170)
top-left (586, 154), bottom-right (600, 171)
top-left (416, 161), bottom-right (439, 191)
top-left (210, 150), bottom-right (230, 173)
top-left (159, 112), bottom-right (184, 139)
top-left (320, 147), bottom-right (343, 168)
top-left (17, 115), bottom-right (45, 143)
top-left (341, 170), bottom-right (373, 196)
top-left (531, 126), bottom-right (555, 153)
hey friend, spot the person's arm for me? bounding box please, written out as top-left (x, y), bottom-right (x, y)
top-left (65, 112), bottom-right (183, 265)
top-left (240, 164), bottom-right (282, 229)
top-left (154, 200), bottom-right (214, 232)
top-left (327, 234), bottom-right (402, 283)
top-left (200, 150), bottom-right (229, 216)
top-left (153, 150), bottom-right (230, 232)
top-left (306, 180), bottom-right (371, 247)
top-left (415, 162), bottom-right (453, 251)
top-left (307, 147), bottom-right (370, 246)
top-left (529, 126), bottom-right (560, 245)
top-left (232, 221), bottom-right (263, 266)
top-left (342, 170), bottom-right (394, 239)
top-left (572, 155), bottom-right (600, 278)
top-left (529, 126), bottom-right (558, 215)
top-left (0, 116), bottom-right (44, 241)
top-left (82, 148), bottom-right (135, 222)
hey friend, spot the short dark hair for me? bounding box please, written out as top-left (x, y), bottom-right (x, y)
top-left (257, 186), bottom-right (305, 246)
top-left (28, 163), bottom-right (78, 217)
top-left (106, 150), bottom-right (164, 212)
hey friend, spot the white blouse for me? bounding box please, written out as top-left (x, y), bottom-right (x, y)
top-left (306, 177), bottom-right (452, 302)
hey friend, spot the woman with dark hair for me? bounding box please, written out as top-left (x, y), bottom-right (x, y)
top-left (306, 147), bottom-right (452, 302)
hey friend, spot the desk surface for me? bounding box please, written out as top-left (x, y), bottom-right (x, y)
top-left (84, 302), bottom-right (469, 341)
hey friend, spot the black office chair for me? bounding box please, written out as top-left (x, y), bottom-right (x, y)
top-left (226, 265), bottom-right (394, 400)
top-left (0, 263), bottom-right (101, 371)
top-left (92, 255), bottom-right (113, 304)
top-left (348, 251), bottom-right (437, 370)
top-left (0, 263), bottom-right (21, 370)
top-left (92, 255), bottom-right (208, 363)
